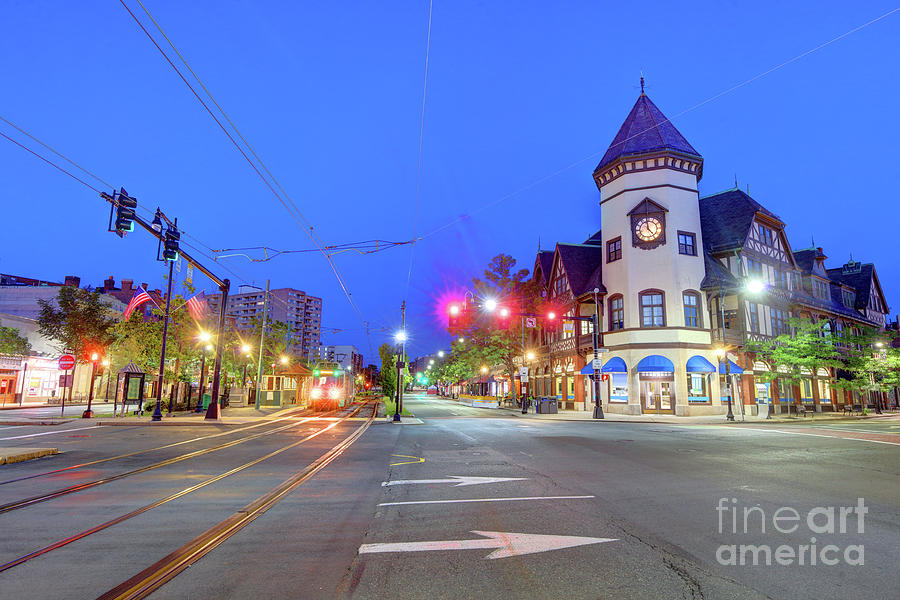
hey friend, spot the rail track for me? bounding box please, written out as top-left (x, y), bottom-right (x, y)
top-left (0, 402), bottom-right (375, 583)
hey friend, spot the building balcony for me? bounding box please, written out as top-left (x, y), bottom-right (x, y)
top-left (710, 328), bottom-right (747, 347)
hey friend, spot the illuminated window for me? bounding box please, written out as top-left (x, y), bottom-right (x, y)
top-left (682, 292), bottom-right (700, 327)
top-left (608, 295), bottom-right (624, 330)
top-left (640, 291), bottom-right (665, 327)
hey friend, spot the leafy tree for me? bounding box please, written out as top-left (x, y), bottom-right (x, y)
top-left (111, 313), bottom-right (162, 374)
top-left (378, 343), bottom-right (397, 399)
top-left (745, 317), bottom-right (843, 400)
top-left (37, 287), bottom-right (118, 360)
top-left (0, 326), bottom-right (31, 356)
top-left (243, 316), bottom-right (292, 367)
top-left (450, 254), bottom-right (541, 398)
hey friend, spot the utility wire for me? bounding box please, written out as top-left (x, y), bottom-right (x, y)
top-left (418, 5), bottom-right (900, 240)
top-left (0, 119), bottom-right (248, 283)
top-left (123, 0), bottom-right (365, 323)
top-left (0, 115), bottom-right (113, 190)
top-left (404, 0), bottom-right (434, 299)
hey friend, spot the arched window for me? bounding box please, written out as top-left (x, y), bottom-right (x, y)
top-left (682, 290), bottom-right (701, 328)
top-left (608, 294), bottom-right (624, 330)
top-left (639, 290), bottom-right (665, 327)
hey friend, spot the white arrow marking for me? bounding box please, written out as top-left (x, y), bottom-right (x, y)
top-left (381, 475), bottom-right (527, 487)
top-left (359, 530), bottom-right (617, 559)
top-left (379, 495), bottom-right (594, 506)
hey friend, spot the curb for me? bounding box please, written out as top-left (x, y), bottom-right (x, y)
top-left (0, 447), bottom-right (59, 465)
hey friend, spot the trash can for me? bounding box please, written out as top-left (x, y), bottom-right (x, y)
top-left (546, 397), bottom-right (558, 414)
top-left (202, 393), bottom-right (211, 409)
top-left (536, 396), bottom-right (549, 414)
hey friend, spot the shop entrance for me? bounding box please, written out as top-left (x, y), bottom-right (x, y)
top-left (640, 376), bottom-right (674, 414)
top-left (0, 372), bottom-right (17, 405)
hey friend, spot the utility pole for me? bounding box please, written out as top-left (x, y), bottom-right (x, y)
top-left (254, 279), bottom-right (270, 410)
top-left (400, 300), bottom-right (406, 417)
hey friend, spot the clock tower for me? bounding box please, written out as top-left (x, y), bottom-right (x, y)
top-left (593, 91), bottom-right (711, 414)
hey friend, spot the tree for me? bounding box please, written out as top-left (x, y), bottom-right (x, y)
top-left (378, 343), bottom-right (397, 400)
top-left (37, 287), bottom-right (118, 359)
top-left (111, 313), bottom-right (162, 374)
top-left (745, 317), bottom-right (843, 401)
top-left (450, 254), bottom-right (541, 398)
top-left (0, 326), bottom-right (31, 356)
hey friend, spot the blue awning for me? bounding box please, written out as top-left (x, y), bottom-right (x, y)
top-left (718, 360), bottom-right (743, 374)
top-left (686, 355), bottom-right (716, 373)
top-left (579, 363), bottom-right (593, 375)
top-left (602, 356), bottom-right (627, 373)
top-left (636, 355), bottom-right (674, 372)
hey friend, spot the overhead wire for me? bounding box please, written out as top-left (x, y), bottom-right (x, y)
top-left (404, 0), bottom-right (434, 300)
top-left (0, 117), bottom-right (248, 284)
top-left (416, 5), bottom-right (900, 241)
top-left (123, 0), bottom-right (365, 323)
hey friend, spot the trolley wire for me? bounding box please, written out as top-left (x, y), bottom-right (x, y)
top-left (417, 5), bottom-right (900, 241)
top-left (122, 0), bottom-right (365, 322)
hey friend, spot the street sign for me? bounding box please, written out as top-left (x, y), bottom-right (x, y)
top-left (723, 386), bottom-right (732, 395)
top-left (591, 359), bottom-right (603, 370)
top-left (58, 354), bottom-right (76, 371)
top-left (381, 476), bottom-right (528, 487)
top-left (525, 317), bottom-right (536, 328)
top-left (359, 531), bottom-right (617, 560)
top-left (518, 367), bottom-right (528, 377)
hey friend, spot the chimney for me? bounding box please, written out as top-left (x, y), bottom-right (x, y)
top-left (121, 279), bottom-right (133, 292)
top-left (103, 276), bottom-right (116, 292)
top-left (64, 275), bottom-right (81, 288)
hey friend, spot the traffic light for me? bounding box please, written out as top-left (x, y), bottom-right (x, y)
top-left (448, 303), bottom-right (461, 329)
top-left (546, 311), bottom-right (557, 322)
top-left (114, 188), bottom-right (137, 233)
top-left (497, 306), bottom-right (512, 329)
top-left (313, 369), bottom-right (320, 377)
top-left (163, 226), bottom-right (180, 261)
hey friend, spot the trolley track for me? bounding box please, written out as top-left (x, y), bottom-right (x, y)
top-left (97, 401), bottom-right (376, 600)
top-left (0, 403), bottom-right (372, 574)
top-left (0, 408), bottom-right (312, 486)
top-left (0, 411), bottom-right (330, 514)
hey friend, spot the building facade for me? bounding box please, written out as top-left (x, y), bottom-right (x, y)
top-left (522, 92), bottom-right (891, 416)
top-left (207, 286), bottom-right (322, 358)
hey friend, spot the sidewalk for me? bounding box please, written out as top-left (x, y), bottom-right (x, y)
top-left (0, 405), bottom-right (304, 427)
top-left (468, 400), bottom-right (900, 425)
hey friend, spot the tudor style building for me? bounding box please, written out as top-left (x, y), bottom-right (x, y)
top-left (520, 91), bottom-right (892, 416)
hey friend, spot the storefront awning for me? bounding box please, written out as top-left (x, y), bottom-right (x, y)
top-left (686, 355), bottom-right (716, 373)
top-left (636, 355), bottom-right (674, 372)
top-left (718, 360), bottom-right (743, 374)
top-left (602, 356), bottom-right (627, 373)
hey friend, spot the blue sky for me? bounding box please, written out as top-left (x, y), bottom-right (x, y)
top-left (1, 1), bottom-right (898, 363)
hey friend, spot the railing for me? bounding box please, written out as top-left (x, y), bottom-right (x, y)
top-left (710, 328), bottom-right (746, 346)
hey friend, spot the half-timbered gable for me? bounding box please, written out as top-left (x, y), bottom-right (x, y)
top-left (827, 261), bottom-right (890, 327)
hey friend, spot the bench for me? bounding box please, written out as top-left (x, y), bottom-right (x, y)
top-left (790, 404), bottom-right (814, 417)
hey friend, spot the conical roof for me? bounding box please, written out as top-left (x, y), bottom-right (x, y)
top-left (595, 94), bottom-right (700, 173)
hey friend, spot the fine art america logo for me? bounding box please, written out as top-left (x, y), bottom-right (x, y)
top-left (715, 498), bottom-right (866, 567)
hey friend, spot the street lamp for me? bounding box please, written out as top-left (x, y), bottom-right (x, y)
top-left (82, 352), bottom-right (101, 418)
top-left (458, 337), bottom-right (464, 343)
top-left (717, 278), bottom-right (765, 422)
top-left (483, 298), bottom-right (498, 312)
top-left (195, 341), bottom-right (213, 413)
top-left (526, 351), bottom-right (535, 361)
top-left (393, 331), bottom-right (407, 422)
top-left (438, 350), bottom-right (445, 357)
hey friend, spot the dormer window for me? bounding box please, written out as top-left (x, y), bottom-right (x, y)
top-left (758, 224), bottom-right (775, 247)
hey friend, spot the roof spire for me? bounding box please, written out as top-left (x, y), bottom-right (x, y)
top-left (734, 174), bottom-right (738, 189)
top-left (640, 71), bottom-right (645, 95)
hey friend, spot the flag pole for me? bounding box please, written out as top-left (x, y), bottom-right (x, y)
top-left (152, 253), bottom-right (175, 421)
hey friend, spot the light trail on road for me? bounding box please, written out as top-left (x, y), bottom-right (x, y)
top-left (0, 408), bottom-right (313, 486)
top-left (0, 403), bottom-right (374, 575)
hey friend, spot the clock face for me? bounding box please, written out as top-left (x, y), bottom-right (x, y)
top-left (635, 217), bottom-right (662, 242)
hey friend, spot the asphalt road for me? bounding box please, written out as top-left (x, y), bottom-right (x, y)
top-left (0, 395), bottom-right (897, 599)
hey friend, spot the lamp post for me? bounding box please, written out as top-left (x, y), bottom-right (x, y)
top-left (82, 351), bottom-right (100, 418)
top-left (591, 287), bottom-right (605, 419)
top-left (393, 330), bottom-right (407, 422)
top-left (717, 278), bottom-right (765, 422)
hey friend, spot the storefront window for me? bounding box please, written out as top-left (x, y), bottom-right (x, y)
top-left (817, 378), bottom-right (831, 403)
top-left (777, 378), bottom-right (793, 401)
top-left (800, 378), bottom-right (814, 402)
top-left (609, 373), bottom-right (628, 403)
top-left (687, 373), bottom-right (709, 403)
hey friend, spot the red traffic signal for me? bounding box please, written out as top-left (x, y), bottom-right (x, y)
top-left (448, 303), bottom-right (462, 329)
top-left (546, 311), bottom-right (557, 321)
top-left (496, 306), bottom-right (512, 329)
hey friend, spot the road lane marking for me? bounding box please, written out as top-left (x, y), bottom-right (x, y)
top-left (382, 476), bottom-right (527, 487)
top-left (390, 454), bottom-right (425, 466)
top-left (737, 426), bottom-right (900, 446)
top-left (379, 495), bottom-right (594, 506)
top-left (0, 426), bottom-right (101, 441)
top-left (359, 530), bottom-right (616, 559)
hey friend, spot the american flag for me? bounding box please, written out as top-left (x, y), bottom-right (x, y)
top-left (186, 291), bottom-right (208, 321)
top-left (123, 287), bottom-right (152, 319)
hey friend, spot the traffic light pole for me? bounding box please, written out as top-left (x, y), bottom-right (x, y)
top-left (102, 191), bottom-right (231, 420)
top-left (152, 257), bottom-right (175, 422)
